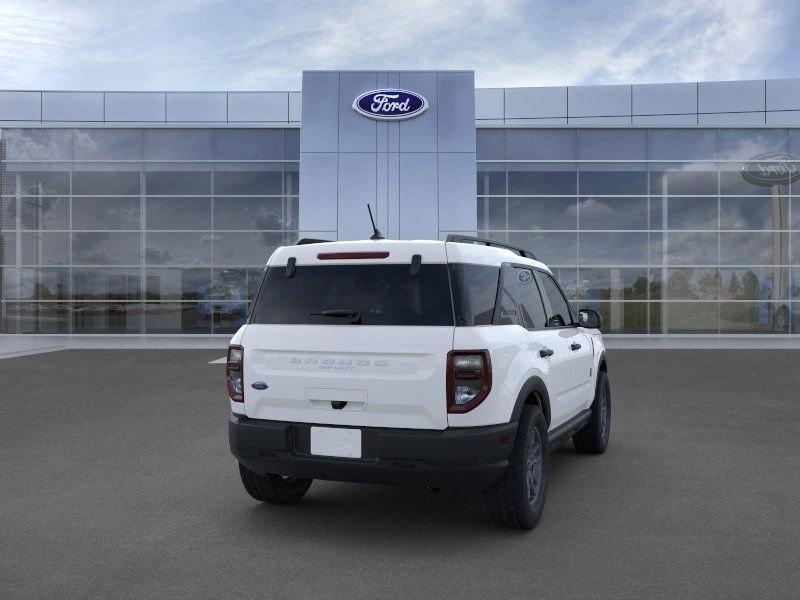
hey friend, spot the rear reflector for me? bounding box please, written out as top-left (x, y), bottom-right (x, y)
top-left (317, 251), bottom-right (390, 260)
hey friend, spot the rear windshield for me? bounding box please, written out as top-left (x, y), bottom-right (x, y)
top-left (250, 264), bottom-right (454, 326)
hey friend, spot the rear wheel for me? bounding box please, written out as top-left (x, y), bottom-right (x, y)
top-left (573, 371), bottom-right (611, 454)
top-left (483, 404), bottom-right (549, 530)
top-left (238, 464), bottom-right (312, 504)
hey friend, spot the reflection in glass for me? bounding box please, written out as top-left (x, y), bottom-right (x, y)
top-left (1, 233), bottom-right (16, 264)
top-left (73, 129), bottom-right (143, 160)
top-left (720, 302), bottom-right (790, 333)
top-left (665, 197), bottom-right (717, 230)
top-left (664, 302), bottom-right (719, 333)
top-left (72, 171), bottom-right (140, 195)
top-left (666, 233), bottom-right (718, 265)
top-left (502, 232), bottom-right (577, 266)
top-left (578, 197), bottom-right (647, 230)
top-left (213, 303), bottom-right (249, 333)
top-left (477, 165), bottom-right (505, 195)
top-left (145, 232), bottom-right (212, 266)
top-left (143, 130), bottom-right (213, 160)
top-left (577, 301), bottom-right (647, 333)
top-left (145, 268), bottom-right (211, 300)
top-left (577, 268), bottom-right (648, 300)
top-left (4, 302), bottom-right (70, 333)
top-left (720, 232), bottom-right (783, 265)
top-left (720, 268), bottom-right (789, 301)
top-left (578, 171), bottom-right (647, 195)
top-left (214, 170), bottom-right (282, 195)
top-left (145, 171), bottom-right (210, 195)
top-left (213, 232), bottom-right (283, 266)
top-left (213, 129), bottom-right (284, 160)
top-left (20, 196), bottom-right (69, 230)
top-left (720, 196), bottom-right (788, 230)
top-left (73, 268), bottom-right (141, 300)
top-left (650, 170), bottom-right (717, 195)
top-left (477, 197), bottom-right (505, 230)
top-left (72, 197), bottom-right (140, 230)
top-left (72, 303), bottom-right (142, 333)
top-left (213, 197), bottom-right (283, 230)
top-left (72, 232), bottom-right (139, 266)
top-left (508, 169), bottom-right (575, 195)
top-left (578, 130), bottom-right (646, 160)
top-left (477, 129), bottom-right (505, 160)
top-left (22, 232), bottom-right (70, 265)
top-left (579, 233), bottom-right (648, 266)
top-left (508, 197), bottom-right (576, 230)
top-left (18, 171), bottom-right (70, 195)
top-left (3, 129), bottom-right (73, 160)
top-left (506, 129), bottom-right (576, 160)
top-left (666, 268), bottom-right (719, 300)
top-left (145, 197), bottom-right (211, 230)
top-left (210, 268), bottom-right (248, 300)
top-left (144, 302), bottom-right (211, 333)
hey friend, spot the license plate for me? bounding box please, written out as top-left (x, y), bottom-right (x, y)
top-left (310, 427), bottom-right (362, 458)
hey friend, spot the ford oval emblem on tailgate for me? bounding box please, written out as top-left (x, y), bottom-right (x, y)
top-left (251, 381), bottom-right (268, 390)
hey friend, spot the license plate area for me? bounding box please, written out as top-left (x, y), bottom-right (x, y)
top-left (310, 426), bottom-right (362, 459)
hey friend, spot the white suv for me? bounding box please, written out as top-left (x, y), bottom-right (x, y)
top-left (227, 235), bottom-right (610, 529)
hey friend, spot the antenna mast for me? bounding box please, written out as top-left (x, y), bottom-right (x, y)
top-left (367, 204), bottom-right (385, 240)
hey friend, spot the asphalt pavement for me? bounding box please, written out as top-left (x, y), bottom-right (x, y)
top-left (1, 349), bottom-right (799, 599)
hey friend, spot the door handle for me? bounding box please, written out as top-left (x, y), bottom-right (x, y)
top-left (570, 342), bottom-right (582, 351)
top-left (539, 348), bottom-right (554, 358)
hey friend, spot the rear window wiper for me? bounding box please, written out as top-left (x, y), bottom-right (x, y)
top-left (310, 308), bottom-right (362, 324)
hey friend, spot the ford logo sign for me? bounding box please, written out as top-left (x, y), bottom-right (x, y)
top-left (741, 152), bottom-right (800, 187)
top-left (251, 381), bottom-right (268, 391)
top-left (353, 89), bottom-right (428, 121)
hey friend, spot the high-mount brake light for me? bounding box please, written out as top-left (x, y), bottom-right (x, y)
top-left (447, 350), bottom-right (492, 413)
top-left (226, 345), bottom-right (244, 402)
top-left (317, 251), bottom-right (390, 260)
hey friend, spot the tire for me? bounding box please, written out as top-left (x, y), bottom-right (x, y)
top-left (238, 463), bottom-right (312, 504)
top-left (483, 404), bottom-right (549, 530)
top-left (573, 371), bottom-right (611, 454)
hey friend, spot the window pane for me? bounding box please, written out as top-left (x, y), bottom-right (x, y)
top-left (210, 268), bottom-right (249, 300)
top-left (450, 263), bottom-right (499, 326)
top-left (650, 169), bottom-right (717, 195)
top-left (648, 129), bottom-right (717, 161)
top-left (577, 268), bottom-right (648, 300)
top-left (507, 129), bottom-right (576, 160)
top-left (3, 129), bottom-right (73, 160)
top-left (578, 197), bottom-right (647, 230)
top-left (477, 197), bottom-right (505, 230)
top-left (213, 197), bottom-right (283, 230)
top-left (505, 232), bottom-right (577, 266)
top-left (720, 302), bottom-right (790, 333)
top-left (666, 197), bottom-right (718, 230)
top-left (145, 232), bottom-right (212, 265)
top-left (720, 267), bottom-right (789, 300)
top-left (20, 196), bottom-right (69, 230)
top-left (539, 272), bottom-right (573, 325)
top-left (477, 165), bottom-right (505, 195)
top-left (143, 130), bottom-right (213, 160)
top-left (72, 171), bottom-right (140, 195)
top-left (22, 232), bottom-right (69, 265)
top-left (718, 129), bottom-right (788, 160)
top-left (508, 197), bottom-right (576, 230)
top-left (515, 268), bottom-right (547, 329)
top-left (145, 197), bottom-right (211, 230)
top-left (73, 268), bottom-right (141, 300)
top-left (285, 129), bottom-right (299, 159)
top-left (666, 268), bottom-right (720, 299)
top-left (36, 268), bottom-right (69, 300)
top-left (666, 233), bottom-right (718, 265)
top-left (720, 196), bottom-right (788, 230)
top-left (72, 303), bottom-right (142, 333)
top-left (664, 302), bottom-right (719, 333)
top-left (1, 233), bottom-right (16, 265)
top-left (145, 171), bottom-right (210, 195)
top-left (72, 232), bottom-right (139, 265)
top-left (579, 171), bottom-right (647, 195)
top-left (213, 129), bottom-right (284, 160)
top-left (145, 268), bottom-right (211, 300)
top-left (73, 129), bottom-right (143, 160)
top-left (17, 171), bottom-right (70, 196)
top-left (213, 170), bottom-right (282, 195)
top-left (577, 301), bottom-right (647, 333)
top-left (720, 232), bottom-right (786, 265)
top-left (578, 130), bottom-right (646, 160)
top-left (4, 302), bottom-right (70, 333)
top-left (144, 302), bottom-right (212, 333)
top-left (213, 302), bottom-right (249, 333)
top-left (213, 232), bottom-right (282, 266)
top-left (508, 168), bottom-right (575, 195)
top-left (579, 233), bottom-right (648, 266)
top-left (72, 197), bottom-right (140, 230)
top-left (476, 129), bottom-right (505, 160)
top-left (720, 169), bottom-right (777, 195)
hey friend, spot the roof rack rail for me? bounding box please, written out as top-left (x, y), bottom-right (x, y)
top-left (296, 238), bottom-right (332, 245)
top-left (445, 234), bottom-right (537, 260)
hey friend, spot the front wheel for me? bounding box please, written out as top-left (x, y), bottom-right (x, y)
top-left (573, 371), bottom-right (611, 454)
top-left (483, 404), bottom-right (549, 530)
top-left (238, 464), bottom-right (312, 504)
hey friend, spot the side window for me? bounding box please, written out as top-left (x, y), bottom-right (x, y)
top-left (449, 264), bottom-right (500, 326)
top-left (514, 268), bottom-right (547, 329)
top-left (539, 272), bottom-right (573, 327)
top-left (496, 266), bottom-right (521, 326)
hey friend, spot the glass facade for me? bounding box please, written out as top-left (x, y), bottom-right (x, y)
top-left (478, 128), bottom-right (800, 334)
top-left (0, 128), bottom-right (299, 334)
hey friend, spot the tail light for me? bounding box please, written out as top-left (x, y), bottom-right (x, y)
top-left (227, 345), bottom-right (244, 402)
top-left (447, 350), bottom-right (492, 413)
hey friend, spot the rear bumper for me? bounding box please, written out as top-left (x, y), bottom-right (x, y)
top-left (229, 414), bottom-right (518, 493)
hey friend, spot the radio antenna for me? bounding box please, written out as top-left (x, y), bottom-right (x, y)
top-left (367, 204), bottom-right (385, 240)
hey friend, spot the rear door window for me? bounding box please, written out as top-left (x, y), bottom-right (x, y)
top-left (496, 265), bottom-right (548, 328)
top-left (250, 263), bottom-right (453, 326)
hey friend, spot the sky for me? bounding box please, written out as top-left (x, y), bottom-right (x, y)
top-left (0, 0), bottom-right (798, 91)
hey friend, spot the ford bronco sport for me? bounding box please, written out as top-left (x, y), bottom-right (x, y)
top-left (228, 235), bottom-right (610, 529)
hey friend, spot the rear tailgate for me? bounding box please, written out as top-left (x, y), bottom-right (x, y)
top-left (242, 240), bottom-right (454, 430)
top-left (242, 325), bottom-right (452, 429)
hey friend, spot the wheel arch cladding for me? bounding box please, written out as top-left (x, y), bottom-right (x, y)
top-left (598, 351), bottom-right (608, 372)
top-left (511, 377), bottom-right (551, 427)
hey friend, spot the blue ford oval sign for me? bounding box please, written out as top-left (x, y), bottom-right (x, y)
top-left (353, 89), bottom-right (428, 121)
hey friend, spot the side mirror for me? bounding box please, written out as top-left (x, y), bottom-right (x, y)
top-left (578, 309), bottom-right (602, 330)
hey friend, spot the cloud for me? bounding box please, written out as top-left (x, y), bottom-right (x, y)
top-left (0, 0), bottom-right (795, 90)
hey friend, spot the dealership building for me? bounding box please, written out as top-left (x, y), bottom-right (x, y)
top-left (1, 70), bottom-right (799, 337)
